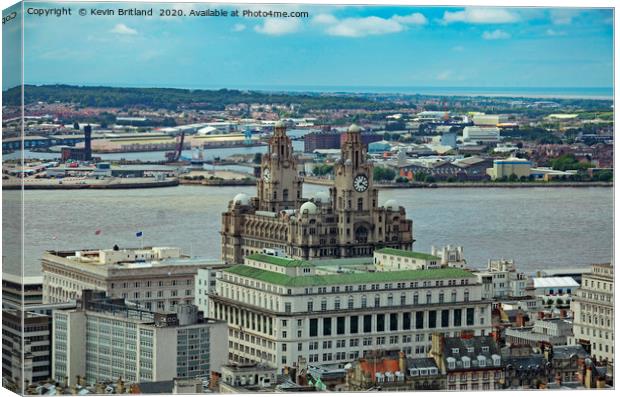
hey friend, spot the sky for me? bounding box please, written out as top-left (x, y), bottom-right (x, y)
top-left (2, 2), bottom-right (615, 90)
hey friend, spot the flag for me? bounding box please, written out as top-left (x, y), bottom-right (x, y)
top-left (136, 231), bottom-right (143, 237)
top-left (95, 229), bottom-right (101, 235)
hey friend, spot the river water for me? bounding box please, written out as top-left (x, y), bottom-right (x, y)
top-left (2, 184), bottom-right (613, 276)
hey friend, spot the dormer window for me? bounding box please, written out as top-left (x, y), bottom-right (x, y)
top-left (482, 346), bottom-right (489, 353)
top-left (447, 357), bottom-right (456, 369)
top-left (451, 348), bottom-right (459, 354)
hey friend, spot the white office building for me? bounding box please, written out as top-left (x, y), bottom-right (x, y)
top-left (209, 250), bottom-right (492, 371)
top-left (474, 259), bottom-right (528, 300)
top-left (195, 266), bottom-right (228, 315)
top-left (42, 246), bottom-right (224, 313)
top-left (569, 264), bottom-right (614, 364)
top-left (462, 126), bottom-right (500, 143)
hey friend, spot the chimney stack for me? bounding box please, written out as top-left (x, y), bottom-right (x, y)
top-left (84, 124), bottom-right (92, 161)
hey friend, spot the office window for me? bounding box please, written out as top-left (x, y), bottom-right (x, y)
top-left (363, 315), bottom-right (372, 333)
top-left (415, 311), bottom-right (424, 329)
top-left (337, 317), bottom-right (345, 335)
top-left (350, 316), bottom-right (359, 334)
top-left (309, 319), bottom-right (318, 337)
top-left (390, 313), bottom-right (398, 331)
top-left (323, 318), bottom-right (332, 336)
top-left (403, 312), bottom-right (411, 330)
top-left (429, 311), bottom-right (437, 328)
top-left (442, 310), bottom-right (450, 328)
top-left (466, 308), bottom-right (475, 326)
top-left (454, 309), bottom-right (462, 327)
top-left (377, 314), bottom-right (385, 332)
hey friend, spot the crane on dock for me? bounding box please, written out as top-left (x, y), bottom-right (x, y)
top-left (165, 131), bottom-right (186, 162)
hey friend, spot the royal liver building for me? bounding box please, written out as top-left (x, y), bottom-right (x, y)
top-left (220, 122), bottom-right (414, 264)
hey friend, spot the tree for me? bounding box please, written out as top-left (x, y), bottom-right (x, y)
top-left (414, 171), bottom-right (428, 182)
top-left (73, 121), bottom-right (80, 130)
top-left (395, 176), bottom-right (409, 183)
top-left (595, 170), bottom-right (613, 182)
top-left (373, 166), bottom-right (396, 182)
top-left (253, 152), bottom-right (262, 164)
top-left (313, 164), bottom-right (334, 176)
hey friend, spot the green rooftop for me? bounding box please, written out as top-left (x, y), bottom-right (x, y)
top-left (375, 248), bottom-right (440, 261)
top-left (224, 264), bottom-right (474, 288)
top-left (245, 253), bottom-right (310, 268)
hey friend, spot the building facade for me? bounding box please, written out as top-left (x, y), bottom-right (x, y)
top-left (474, 259), bottom-right (528, 300)
top-left (52, 291), bottom-right (227, 387)
top-left (221, 123), bottom-right (414, 264)
top-left (2, 309), bottom-right (52, 393)
top-left (429, 334), bottom-right (504, 391)
top-left (42, 246), bottom-right (223, 312)
top-left (209, 250), bottom-right (492, 371)
top-left (569, 264), bottom-right (614, 364)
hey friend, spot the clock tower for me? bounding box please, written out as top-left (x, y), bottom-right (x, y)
top-left (257, 121), bottom-right (303, 212)
top-left (332, 124), bottom-right (379, 251)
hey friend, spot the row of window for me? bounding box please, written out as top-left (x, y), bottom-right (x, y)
top-left (308, 309), bottom-right (480, 337)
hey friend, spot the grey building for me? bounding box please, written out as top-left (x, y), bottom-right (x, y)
top-left (52, 290), bottom-right (227, 387)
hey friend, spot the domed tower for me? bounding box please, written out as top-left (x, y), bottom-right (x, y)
top-left (257, 121), bottom-right (304, 212)
top-left (332, 124), bottom-right (379, 255)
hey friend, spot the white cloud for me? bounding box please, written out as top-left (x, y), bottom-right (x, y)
top-left (254, 19), bottom-right (301, 36)
top-left (233, 24), bottom-right (246, 32)
top-left (312, 13), bottom-right (339, 25)
top-left (545, 28), bottom-right (566, 36)
top-left (326, 16), bottom-right (403, 37)
top-left (452, 45), bottom-right (465, 52)
top-left (482, 29), bottom-right (511, 40)
top-left (312, 12), bottom-right (427, 38)
top-left (110, 23), bottom-right (138, 35)
top-left (391, 13), bottom-right (428, 25)
top-left (441, 8), bottom-right (520, 24)
top-left (550, 9), bottom-right (580, 25)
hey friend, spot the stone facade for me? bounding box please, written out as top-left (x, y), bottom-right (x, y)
top-left (221, 123), bottom-right (414, 264)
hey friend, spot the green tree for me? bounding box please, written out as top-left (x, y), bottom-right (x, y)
top-left (313, 164), bottom-right (334, 176)
top-left (373, 166), bottom-right (397, 181)
top-left (253, 152), bottom-right (262, 164)
top-left (73, 121), bottom-right (80, 130)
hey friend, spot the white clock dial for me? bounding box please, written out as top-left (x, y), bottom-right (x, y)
top-left (263, 168), bottom-right (271, 182)
top-left (353, 175), bottom-right (369, 192)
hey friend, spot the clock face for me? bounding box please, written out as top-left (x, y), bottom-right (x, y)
top-left (353, 175), bottom-right (369, 192)
top-left (263, 168), bottom-right (271, 182)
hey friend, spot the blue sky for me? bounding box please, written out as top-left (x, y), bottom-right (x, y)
top-left (3, 2), bottom-right (614, 90)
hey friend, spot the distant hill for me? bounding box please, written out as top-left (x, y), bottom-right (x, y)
top-left (2, 84), bottom-right (394, 111)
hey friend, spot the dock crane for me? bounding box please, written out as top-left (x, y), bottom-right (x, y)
top-left (165, 130), bottom-right (186, 162)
